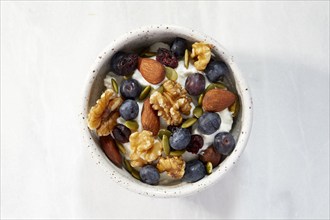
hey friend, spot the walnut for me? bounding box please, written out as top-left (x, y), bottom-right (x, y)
top-left (150, 80), bottom-right (192, 125)
top-left (129, 130), bottom-right (162, 167)
top-left (157, 156), bottom-right (185, 179)
top-left (190, 42), bottom-right (212, 71)
top-left (87, 89), bottom-right (123, 136)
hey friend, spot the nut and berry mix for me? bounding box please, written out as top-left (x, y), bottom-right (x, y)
top-left (87, 38), bottom-right (239, 185)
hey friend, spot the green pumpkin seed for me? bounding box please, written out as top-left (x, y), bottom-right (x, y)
top-left (205, 82), bottom-right (227, 92)
top-left (139, 85), bottom-right (151, 100)
top-left (157, 85), bottom-right (164, 93)
top-left (150, 85), bottom-right (164, 95)
top-left (229, 98), bottom-right (240, 117)
top-left (124, 158), bottom-right (133, 173)
top-left (116, 141), bottom-right (126, 155)
top-left (198, 93), bottom-right (204, 106)
top-left (111, 78), bottom-right (118, 93)
top-left (193, 106), bottom-right (203, 118)
top-left (181, 117), bottom-right (197, 128)
top-left (206, 162), bottom-right (213, 174)
top-left (140, 51), bottom-right (157, 57)
top-left (170, 150), bottom-right (186, 156)
top-left (165, 66), bottom-right (178, 81)
top-left (131, 168), bottom-right (141, 180)
top-left (123, 73), bottom-right (134, 80)
top-left (213, 82), bottom-right (227, 89)
top-left (162, 135), bottom-right (170, 156)
top-left (184, 49), bottom-right (189, 69)
top-left (124, 120), bottom-right (139, 131)
top-left (158, 129), bottom-right (172, 140)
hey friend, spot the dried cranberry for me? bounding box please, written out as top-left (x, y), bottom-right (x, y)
top-left (156, 48), bottom-right (178, 68)
top-left (112, 124), bottom-right (131, 143)
top-left (186, 135), bottom-right (204, 154)
top-left (110, 52), bottom-right (138, 76)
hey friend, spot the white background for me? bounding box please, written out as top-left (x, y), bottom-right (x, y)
top-left (1, 1), bottom-right (329, 219)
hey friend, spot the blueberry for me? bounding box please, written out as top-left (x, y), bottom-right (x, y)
top-left (214, 132), bottom-right (236, 155)
top-left (205, 61), bottom-right (229, 82)
top-left (183, 159), bottom-right (206, 183)
top-left (110, 52), bottom-right (138, 76)
top-left (119, 100), bottom-right (139, 120)
top-left (156, 48), bottom-right (178, 68)
top-left (185, 73), bottom-right (206, 96)
top-left (186, 135), bottom-right (204, 154)
top-left (112, 124), bottom-right (131, 143)
top-left (139, 165), bottom-right (160, 185)
top-left (198, 112), bottom-right (221, 135)
top-left (167, 125), bottom-right (179, 133)
top-left (120, 79), bottom-right (142, 99)
top-left (171, 37), bottom-right (187, 58)
top-left (169, 128), bottom-right (191, 150)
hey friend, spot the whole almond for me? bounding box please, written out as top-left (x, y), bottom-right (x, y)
top-left (202, 88), bottom-right (236, 112)
top-left (99, 135), bottom-right (122, 168)
top-left (199, 145), bottom-right (221, 167)
top-left (141, 98), bottom-right (160, 135)
top-left (138, 58), bottom-right (165, 84)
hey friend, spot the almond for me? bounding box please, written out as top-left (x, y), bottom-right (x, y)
top-left (202, 88), bottom-right (236, 112)
top-left (199, 145), bottom-right (221, 167)
top-left (138, 58), bottom-right (165, 84)
top-left (99, 135), bottom-right (122, 168)
top-left (141, 98), bottom-right (160, 136)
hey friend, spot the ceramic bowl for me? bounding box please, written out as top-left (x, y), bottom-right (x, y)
top-left (81, 25), bottom-right (253, 198)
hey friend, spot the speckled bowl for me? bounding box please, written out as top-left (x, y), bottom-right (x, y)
top-left (81, 25), bottom-right (253, 198)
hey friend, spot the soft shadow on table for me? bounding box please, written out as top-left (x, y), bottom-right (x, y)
top-left (181, 155), bottom-right (249, 218)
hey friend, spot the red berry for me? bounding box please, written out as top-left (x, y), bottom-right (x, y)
top-left (156, 48), bottom-right (178, 68)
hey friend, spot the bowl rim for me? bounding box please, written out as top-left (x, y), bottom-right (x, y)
top-left (81, 24), bottom-right (253, 198)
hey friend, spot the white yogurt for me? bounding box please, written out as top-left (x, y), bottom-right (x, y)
top-left (104, 51), bottom-right (234, 182)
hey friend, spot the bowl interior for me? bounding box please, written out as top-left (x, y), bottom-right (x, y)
top-left (83, 25), bottom-right (252, 197)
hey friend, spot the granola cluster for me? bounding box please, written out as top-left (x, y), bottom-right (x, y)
top-left (149, 80), bottom-right (192, 126)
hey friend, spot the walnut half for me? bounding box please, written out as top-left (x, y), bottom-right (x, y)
top-left (157, 156), bottom-right (185, 179)
top-left (87, 89), bottom-right (123, 136)
top-left (129, 130), bottom-right (163, 168)
top-left (150, 80), bottom-right (192, 126)
top-left (190, 42), bottom-right (212, 71)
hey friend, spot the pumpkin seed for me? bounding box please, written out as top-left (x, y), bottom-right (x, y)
top-left (213, 82), bottom-right (227, 89)
top-left (205, 82), bottom-right (227, 92)
top-left (229, 98), bottom-right (240, 117)
top-left (206, 162), bottom-right (213, 174)
top-left (139, 85), bottom-right (151, 100)
top-left (193, 106), bottom-right (203, 118)
top-left (198, 93), bottom-right (204, 106)
top-left (116, 141), bottom-right (126, 155)
top-left (123, 73), bottom-right (134, 80)
top-left (170, 150), bottom-right (186, 156)
top-left (124, 158), bottom-right (133, 173)
top-left (140, 51), bottom-right (157, 57)
top-left (184, 49), bottom-right (189, 69)
top-left (158, 129), bottom-right (172, 140)
top-left (150, 85), bottom-right (164, 95)
top-left (165, 66), bottom-right (178, 81)
top-left (111, 78), bottom-right (118, 93)
top-left (157, 85), bottom-right (164, 93)
top-left (162, 135), bottom-right (170, 156)
top-left (181, 117), bottom-right (197, 128)
top-left (124, 120), bottom-right (139, 131)
top-left (131, 168), bottom-right (141, 180)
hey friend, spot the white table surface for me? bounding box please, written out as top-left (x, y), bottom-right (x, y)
top-left (1, 1), bottom-right (329, 219)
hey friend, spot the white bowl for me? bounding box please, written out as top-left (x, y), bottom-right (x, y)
top-left (81, 25), bottom-right (253, 198)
